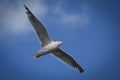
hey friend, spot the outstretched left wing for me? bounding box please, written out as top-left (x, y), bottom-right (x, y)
top-left (24, 5), bottom-right (52, 47)
top-left (52, 48), bottom-right (84, 73)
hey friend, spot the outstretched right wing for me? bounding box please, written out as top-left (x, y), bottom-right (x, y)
top-left (52, 48), bottom-right (84, 73)
top-left (24, 5), bottom-right (52, 47)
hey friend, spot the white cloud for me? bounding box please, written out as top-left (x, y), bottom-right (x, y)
top-left (0, 0), bottom-right (47, 34)
top-left (0, 1), bottom-right (90, 34)
top-left (54, 7), bottom-right (80, 26)
top-left (52, 4), bottom-right (90, 29)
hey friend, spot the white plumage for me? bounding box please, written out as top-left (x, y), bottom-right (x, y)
top-left (24, 5), bottom-right (84, 73)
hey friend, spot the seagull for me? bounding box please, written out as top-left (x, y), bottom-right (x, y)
top-left (24, 5), bottom-right (84, 73)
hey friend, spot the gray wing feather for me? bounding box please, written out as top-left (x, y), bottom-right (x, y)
top-left (24, 5), bottom-right (51, 47)
top-left (52, 48), bottom-right (84, 73)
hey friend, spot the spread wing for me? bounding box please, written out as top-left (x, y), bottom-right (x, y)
top-left (52, 48), bottom-right (84, 73)
top-left (24, 5), bottom-right (52, 47)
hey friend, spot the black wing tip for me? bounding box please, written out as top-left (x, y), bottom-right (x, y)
top-left (23, 4), bottom-right (30, 12)
top-left (24, 4), bottom-right (27, 10)
top-left (78, 67), bottom-right (84, 73)
top-left (79, 69), bottom-right (84, 73)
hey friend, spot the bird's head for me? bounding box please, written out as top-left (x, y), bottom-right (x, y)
top-left (56, 41), bottom-right (64, 46)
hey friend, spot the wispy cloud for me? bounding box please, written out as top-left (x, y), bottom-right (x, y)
top-left (52, 3), bottom-right (90, 29)
top-left (0, 0), bottom-right (47, 34)
top-left (0, 0), bottom-right (90, 34)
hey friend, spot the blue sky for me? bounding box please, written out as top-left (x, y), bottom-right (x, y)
top-left (0, 0), bottom-right (120, 80)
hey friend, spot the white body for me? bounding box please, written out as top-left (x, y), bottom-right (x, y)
top-left (42, 41), bottom-right (60, 51)
top-left (34, 41), bottom-right (63, 58)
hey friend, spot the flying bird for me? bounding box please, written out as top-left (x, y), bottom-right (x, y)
top-left (24, 5), bottom-right (84, 73)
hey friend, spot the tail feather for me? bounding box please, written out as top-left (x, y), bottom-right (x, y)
top-left (33, 50), bottom-right (49, 59)
top-left (33, 53), bottom-right (41, 58)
